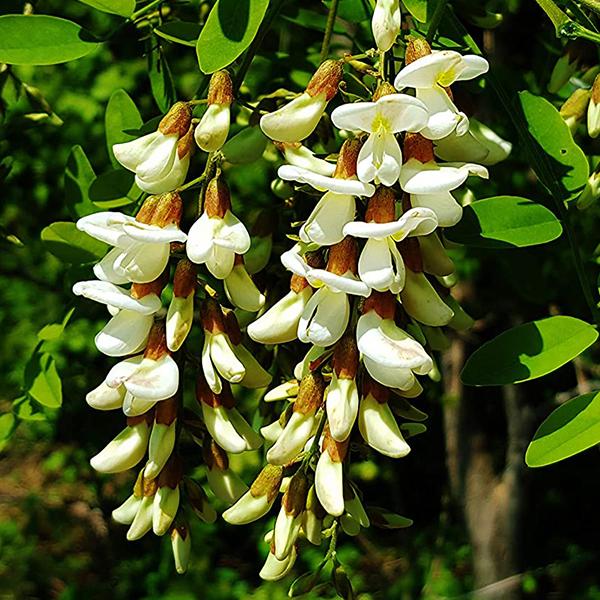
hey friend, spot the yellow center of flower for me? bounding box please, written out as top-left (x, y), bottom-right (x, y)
top-left (371, 112), bottom-right (391, 134)
top-left (437, 66), bottom-right (457, 87)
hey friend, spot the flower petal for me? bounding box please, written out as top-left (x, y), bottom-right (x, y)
top-left (278, 164), bottom-right (375, 196)
top-left (124, 355), bottom-right (180, 401)
top-left (326, 374), bottom-right (359, 442)
top-left (298, 287), bottom-right (350, 347)
top-left (95, 310), bottom-right (153, 357)
top-left (266, 411), bottom-right (317, 465)
top-left (73, 280), bottom-right (161, 315)
top-left (300, 191), bottom-right (356, 246)
top-left (315, 451), bottom-right (345, 516)
top-left (399, 269), bottom-right (455, 326)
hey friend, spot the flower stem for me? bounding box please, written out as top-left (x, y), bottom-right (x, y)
top-left (320, 0), bottom-right (341, 62)
top-left (130, 0), bottom-right (165, 22)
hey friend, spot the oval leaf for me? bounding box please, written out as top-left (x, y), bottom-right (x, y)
top-left (24, 351), bottom-right (62, 409)
top-left (76, 0), bottom-right (135, 17)
top-left (155, 21), bottom-right (201, 47)
top-left (519, 91), bottom-right (589, 202)
top-left (41, 221), bottom-right (108, 264)
top-left (222, 126), bottom-right (268, 164)
top-left (65, 145), bottom-right (97, 218)
top-left (461, 316), bottom-right (598, 386)
top-left (446, 196), bottom-right (563, 248)
top-left (0, 15), bottom-right (99, 65)
top-left (89, 169), bottom-right (139, 208)
top-left (196, 0), bottom-right (270, 74)
top-left (105, 89), bottom-right (143, 167)
top-left (526, 392), bottom-right (600, 467)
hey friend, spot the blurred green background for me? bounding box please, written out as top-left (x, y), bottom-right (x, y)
top-left (2, 0), bottom-right (600, 598)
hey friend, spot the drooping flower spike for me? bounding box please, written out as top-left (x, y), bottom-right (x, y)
top-left (394, 38), bottom-right (489, 140)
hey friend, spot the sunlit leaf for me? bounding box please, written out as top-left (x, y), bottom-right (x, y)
top-left (446, 196), bottom-right (563, 248)
top-left (196, 0), bottom-right (270, 74)
top-left (76, 0), bottom-right (135, 17)
top-left (526, 391), bottom-right (600, 467)
top-left (41, 221), bottom-right (108, 264)
top-left (38, 308), bottom-right (75, 342)
top-left (0, 15), bottom-right (99, 65)
top-left (461, 316), bottom-right (598, 386)
top-left (24, 351), bottom-right (62, 408)
top-left (149, 41), bottom-right (176, 112)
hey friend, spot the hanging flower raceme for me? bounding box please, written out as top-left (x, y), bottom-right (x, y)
top-left (343, 186), bottom-right (438, 293)
top-left (372, 0), bottom-right (401, 53)
top-left (394, 38), bottom-right (489, 140)
top-left (267, 371), bottom-right (326, 465)
top-left (166, 259), bottom-right (196, 352)
top-left (280, 138), bottom-right (375, 246)
top-left (331, 83), bottom-right (428, 186)
top-left (113, 101), bottom-right (194, 193)
top-left (186, 176), bottom-right (251, 279)
top-left (78, 192), bottom-right (186, 284)
top-left (260, 59), bottom-right (344, 142)
top-left (196, 373), bottom-right (262, 454)
top-left (302, 238), bottom-right (370, 347)
top-left (400, 132), bottom-right (488, 227)
top-left (194, 70), bottom-right (234, 152)
top-left (73, 273), bottom-right (167, 357)
top-left (357, 292), bottom-right (433, 392)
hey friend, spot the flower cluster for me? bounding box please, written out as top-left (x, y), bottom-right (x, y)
top-left (71, 2), bottom-right (511, 584)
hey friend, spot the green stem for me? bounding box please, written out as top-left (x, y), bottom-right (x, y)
top-left (426, 0), bottom-right (448, 43)
top-left (535, 0), bottom-right (600, 43)
top-left (320, 0), bottom-right (341, 62)
top-left (233, 0), bottom-right (286, 92)
top-left (130, 0), bottom-right (165, 22)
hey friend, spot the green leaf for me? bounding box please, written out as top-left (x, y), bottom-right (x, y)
top-left (0, 412), bottom-right (16, 440)
top-left (89, 169), bottom-right (140, 208)
top-left (368, 507), bottom-right (414, 529)
top-left (519, 91), bottom-right (589, 202)
top-left (526, 391), bottom-right (600, 467)
top-left (105, 89), bottom-right (143, 167)
top-left (24, 351), bottom-right (62, 408)
top-left (13, 397), bottom-right (47, 421)
top-left (0, 15), bottom-right (99, 65)
top-left (41, 221), bottom-right (108, 264)
top-left (38, 308), bottom-right (75, 342)
top-left (461, 316), bottom-right (598, 386)
top-left (403, 0), bottom-right (433, 22)
top-left (76, 0), bottom-right (135, 17)
top-left (148, 42), bottom-right (176, 112)
top-left (196, 0), bottom-right (270, 74)
top-left (446, 196), bottom-right (563, 248)
top-left (154, 21), bottom-right (201, 47)
top-left (400, 422), bottom-right (427, 438)
top-left (64, 145), bottom-right (97, 218)
top-left (222, 127), bottom-right (268, 164)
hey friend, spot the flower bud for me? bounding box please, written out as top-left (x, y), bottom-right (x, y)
top-left (171, 524), bottom-right (192, 574)
top-left (560, 88), bottom-right (590, 133)
top-left (588, 74), bottom-right (600, 138)
top-left (403, 132), bottom-right (435, 163)
top-left (548, 40), bottom-right (595, 94)
top-left (86, 381), bottom-right (126, 411)
top-left (159, 101), bottom-right (193, 137)
top-left (577, 169), bottom-right (600, 209)
top-left (127, 473), bottom-right (158, 540)
top-left (153, 457), bottom-right (182, 535)
top-left (185, 478), bottom-right (217, 523)
top-left (224, 255), bottom-right (265, 312)
top-left (399, 269), bottom-right (454, 326)
top-left (315, 426), bottom-right (348, 516)
top-left (195, 71), bottom-right (233, 152)
top-left (166, 259), bottom-right (196, 352)
top-left (204, 438), bottom-right (249, 504)
top-left (326, 236), bottom-right (359, 277)
top-left (372, 0), bottom-right (401, 52)
top-left (404, 37), bottom-right (432, 64)
top-left (144, 395), bottom-right (178, 479)
top-left (259, 543), bottom-right (297, 581)
top-left (274, 472), bottom-right (308, 559)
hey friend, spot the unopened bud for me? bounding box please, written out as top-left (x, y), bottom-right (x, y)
top-left (362, 290), bottom-right (396, 319)
top-left (403, 132), bottom-right (434, 163)
top-left (207, 70), bottom-right (234, 106)
top-left (173, 259), bottom-right (196, 298)
top-left (143, 321), bottom-right (169, 360)
top-left (293, 372), bottom-right (326, 415)
top-left (203, 438), bottom-right (229, 470)
top-left (200, 298), bottom-right (226, 333)
top-left (306, 60), bottom-right (344, 101)
top-left (326, 237), bottom-right (359, 276)
top-left (372, 81), bottom-right (396, 101)
top-left (589, 74), bottom-right (600, 138)
top-left (560, 88), bottom-right (590, 132)
top-left (196, 373), bottom-right (236, 409)
top-left (322, 425), bottom-right (349, 462)
top-left (177, 125), bottom-right (195, 159)
top-left (250, 464), bottom-right (284, 503)
top-left (362, 374), bottom-right (390, 404)
top-left (372, 0), bottom-right (401, 53)
top-left (159, 101), bottom-right (193, 137)
top-left (171, 524), bottom-right (192, 574)
top-left (281, 472), bottom-right (309, 516)
top-left (204, 176), bottom-right (231, 218)
top-left (153, 192), bottom-right (184, 227)
top-left (131, 270), bottom-right (169, 299)
top-left (405, 37), bottom-right (432, 64)
top-left (333, 138), bottom-right (362, 179)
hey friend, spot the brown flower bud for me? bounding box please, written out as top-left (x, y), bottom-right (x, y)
top-left (281, 471), bottom-right (309, 516)
top-left (592, 73), bottom-right (600, 104)
top-left (293, 372), bottom-right (326, 415)
top-left (372, 81), bottom-right (396, 101)
top-left (153, 192), bottom-right (184, 227)
top-left (250, 464), bottom-right (284, 502)
top-left (326, 237), bottom-right (359, 276)
top-left (362, 291), bottom-right (396, 320)
top-left (144, 321), bottom-right (169, 360)
top-left (173, 259), bottom-right (197, 298)
top-left (141, 473), bottom-right (159, 497)
top-left (405, 37), bottom-right (432, 65)
top-left (290, 274), bottom-right (310, 293)
top-left (207, 70), bottom-right (234, 106)
top-left (403, 132), bottom-right (434, 163)
top-left (200, 298), bottom-right (226, 334)
top-left (195, 373), bottom-right (236, 409)
top-left (159, 101), bottom-right (193, 137)
top-left (332, 333), bottom-right (359, 379)
top-left (222, 309), bottom-right (243, 346)
top-left (177, 125), bottom-right (195, 159)
top-left (155, 395), bottom-right (178, 426)
top-left (398, 237), bottom-right (423, 272)
top-left (158, 455), bottom-right (183, 489)
top-left (136, 195), bottom-right (160, 224)
top-left (131, 270), bottom-right (169, 299)
top-left (365, 187), bottom-right (396, 223)
top-left (362, 373), bottom-right (390, 404)
top-left (322, 425), bottom-right (349, 462)
top-left (203, 438), bottom-right (229, 471)
top-left (333, 138), bottom-right (362, 179)
top-left (306, 59), bottom-right (344, 101)
top-left (204, 176), bottom-right (232, 218)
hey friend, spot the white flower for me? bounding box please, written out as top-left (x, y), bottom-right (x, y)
top-left (153, 484), bottom-right (180, 536)
top-left (195, 70), bottom-right (233, 152)
top-left (260, 60), bottom-right (343, 142)
top-left (78, 194), bottom-right (186, 284)
top-left (315, 432), bottom-right (347, 517)
top-left (276, 142), bottom-right (336, 176)
top-left (166, 259), bottom-right (196, 352)
top-left (400, 268), bottom-right (455, 326)
top-left (394, 49), bottom-right (489, 140)
top-left (278, 164), bottom-right (375, 197)
top-left (86, 381), bottom-right (126, 411)
top-left (273, 473), bottom-right (308, 559)
top-left (224, 257), bottom-right (265, 312)
top-left (144, 396), bottom-right (177, 480)
top-left (331, 94), bottom-right (428, 185)
top-left (259, 545), bottom-right (297, 581)
top-left (114, 102), bottom-right (193, 194)
top-left (186, 177), bottom-right (250, 279)
top-left (300, 191), bottom-right (357, 246)
top-left (344, 187), bottom-right (438, 293)
top-left (372, 0), bottom-right (401, 52)
top-left (171, 526), bottom-right (192, 574)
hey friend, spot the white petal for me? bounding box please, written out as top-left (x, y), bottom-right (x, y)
top-left (377, 94), bottom-right (429, 133)
top-left (86, 381), bottom-right (126, 411)
top-left (90, 421), bottom-right (150, 473)
top-left (222, 489), bottom-right (274, 525)
top-left (315, 451), bottom-right (345, 516)
top-left (93, 248), bottom-right (131, 284)
top-left (259, 547), bottom-right (297, 581)
top-left (326, 374), bottom-right (359, 442)
top-left (153, 485), bottom-right (180, 536)
top-left (207, 466), bottom-right (248, 504)
top-left (400, 158), bottom-right (488, 194)
top-left (186, 212), bottom-right (217, 264)
top-left (95, 310), bottom-right (153, 357)
top-left (113, 241), bottom-right (171, 284)
top-left (394, 51), bottom-right (463, 89)
top-left (410, 191), bottom-right (462, 227)
top-left (306, 269), bottom-right (371, 297)
top-left (416, 87), bottom-right (466, 141)
top-left (195, 103), bottom-right (230, 152)
top-left (126, 495), bottom-right (154, 540)
top-left (228, 407), bottom-right (264, 450)
top-left (145, 421), bottom-right (176, 479)
top-left (247, 287), bottom-right (312, 345)
top-left (363, 356), bottom-right (416, 390)
top-left (209, 333), bottom-right (246, 384)
top-left (112, 495), bottom-right (140, 525)
top-left (232, 344), bottom-right (272, 389)
top-left (166, 294), bottom-right (194, 352)
top-left (358, 238), bottom-right (399, 292)
top-left (372, 0), bottom-right (401, 52)
top-left (282, 144), bottom-right (336, 176)
top-left (260, 92), bottom-right (328, 142)
top-left (201, 403), bottom-right (248, 454)
top-left (206, 244), bottom-right (236, 280)
top-left (331, 101), bottom-right (379, 133)
top-left (73, 280), bottom-right (161, 315)
top-left (399, 269), bottom-right (455, 326)
top-left (77, 211), bottom-right (132, 247)
top-left (274, 507), bottom-right (302, 559)
top-left (135, 151), bottom-right (189, 195)
top-left (280, 243), bottom-right (311, 277)
top-left (278, 164), bottom-right (375, 196)
top-left (300, 192), bottom-right (355, 246)
top-left (419, 233), bottom-right (454, 277)
top-left (224, 264), bottom-right (265, 312)
top-left (113, 130), bottom-right (162, 172)
top-left (122, 392), bottom-right (158, 417)
top-left (105, 354), bottom-right (144, 388)
top-left (134, 133), bottom-right (177, 180)
top-left (267, 411), bottom-right (316, 465)
top-left (298, 287), bottom-right (350, 347)
top-left (121, 222), bottom-right (187, 244)
top-left (358, 394), bottom-right (410, 458)
top-left (457, 55), bottom-right (489, 81)
top-left (202, 334), bottom-right (222, 394)
top-left (216, 211), bottom-right (251, 254)
top-left (124, 355), bottom-right (180, 401)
